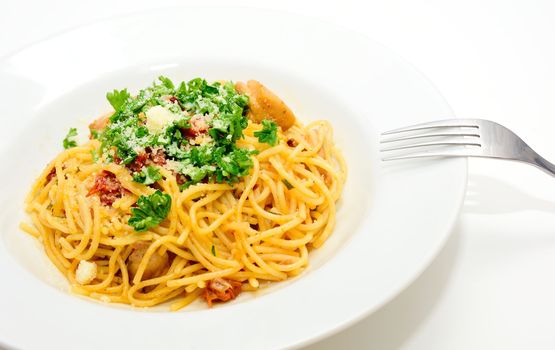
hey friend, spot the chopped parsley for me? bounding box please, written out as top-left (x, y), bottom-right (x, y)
top-left (90, 149), bottom-right (99, 162)
top-left (63, 128), bottom-right (78, 149)
top-left (211, 244), bottom-right (216, 256)
top-left (128, 190), bottom-right (171, 232)
top-left (90, 129), bottom-right (101, 140)
top-left (254, 119), bottom-right (278, 146)
top-left (282, 179), bottom-right (294, 190)
top-left (98, 76), bottom-right (254, 187)
top-left (132, 166), bottom-right (162, 185)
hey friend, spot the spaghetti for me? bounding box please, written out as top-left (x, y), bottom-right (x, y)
top-left (21, 78), bottom-right (346, 310)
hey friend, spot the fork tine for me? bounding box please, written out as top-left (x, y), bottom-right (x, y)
top-left (381, 140), bottom-right (481, 152)
top-left (381, 147), bottom-right (481, 161)
top-left (380, 132), bottom-right (480, 144)
top-left (382, 119), bottom-right (479, 135)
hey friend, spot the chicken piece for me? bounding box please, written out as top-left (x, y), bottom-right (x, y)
top-left (235, 80), bottom-right (296, 130)
top-left (88, 114), bottom-right (110, 135)
top-left (127, 242), bottom-right (169, 281)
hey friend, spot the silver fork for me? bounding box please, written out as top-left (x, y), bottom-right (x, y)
top-left (380, 119), bottom-right (555, 176)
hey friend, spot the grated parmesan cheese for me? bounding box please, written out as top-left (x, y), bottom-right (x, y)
top-left (164, 160), bottom-right (181, 172)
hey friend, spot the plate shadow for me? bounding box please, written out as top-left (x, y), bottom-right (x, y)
top-left (463, 174), bottom-right (555, 214)
top-left (301, 222), bottom-right (462, 350)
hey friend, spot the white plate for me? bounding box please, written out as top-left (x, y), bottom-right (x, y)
top-left (0, 8), bottom-right (466, 350)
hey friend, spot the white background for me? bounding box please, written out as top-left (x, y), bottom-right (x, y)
top-left (3, 0), bottom-right (555, 349)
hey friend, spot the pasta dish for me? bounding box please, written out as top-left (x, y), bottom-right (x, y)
top-left (21, 77), bottom-right (346, 310)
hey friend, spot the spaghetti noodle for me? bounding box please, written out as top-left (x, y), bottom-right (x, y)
top-left (21, 78), bottom-right (346, 310)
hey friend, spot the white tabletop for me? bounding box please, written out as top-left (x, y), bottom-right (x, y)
top-left (4, 0), bottom-right (555, 349)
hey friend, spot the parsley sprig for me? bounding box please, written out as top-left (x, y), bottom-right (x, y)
top-left (63, 128), bottom-right (78, 149)
top-left (128, 190), bottom-right (171, 232)
top-left (254, 120), bottom-right (278, 146)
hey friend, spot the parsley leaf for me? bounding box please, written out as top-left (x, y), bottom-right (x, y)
top-left (254, 120), bottom-right (278, 146)
top-left (209, 110), bottom-right (248, 145)
top-left (132, 166), bottom-right (162, 185)
top-left (63, 128), bottom-right (78, 149)
top-left (128, 190), bottom-right (171, 232)
top-left (106, 89), bottom-right (130, 112)
top-left (211, 245), bottom-right (216, 256)
top-left (158, 76), bottom-right (175, 89)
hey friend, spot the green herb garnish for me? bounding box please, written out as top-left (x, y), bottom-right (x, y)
top-left (128, 190), bottom-right (171, 232)
top-left (282, 179), bottom-right (294, 190)
top-left (63, 128), bottom-right (78, 149)
top-left (159, 76), bottom-right (175, 89)
top-left (90, 129), bottom-right (101, 140)
top-left (106, 89), bottom-right (131, 114)
top-left (90, 149), bottom-right (99, 162)
top-left (99, 76), bottom-right (255, 188)
top-left (211, 245), bottom-right (216, 256)
top-left (132, 166), bottom-right (162, 185)
top-left (254, 119), bottom-right (278, 146)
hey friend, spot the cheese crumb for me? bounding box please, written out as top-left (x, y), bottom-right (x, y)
top-left (164, 160), bottom-right (181, 172)
top-left (191, 134), bottom-right (213, 146)
top-left (76, 260), bottom-right (97, 285)
top-left (145, 105), bottom-right (180, 134)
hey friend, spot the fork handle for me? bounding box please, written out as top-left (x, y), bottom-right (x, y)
top-left (526, 151), bottom-right (555, 177)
